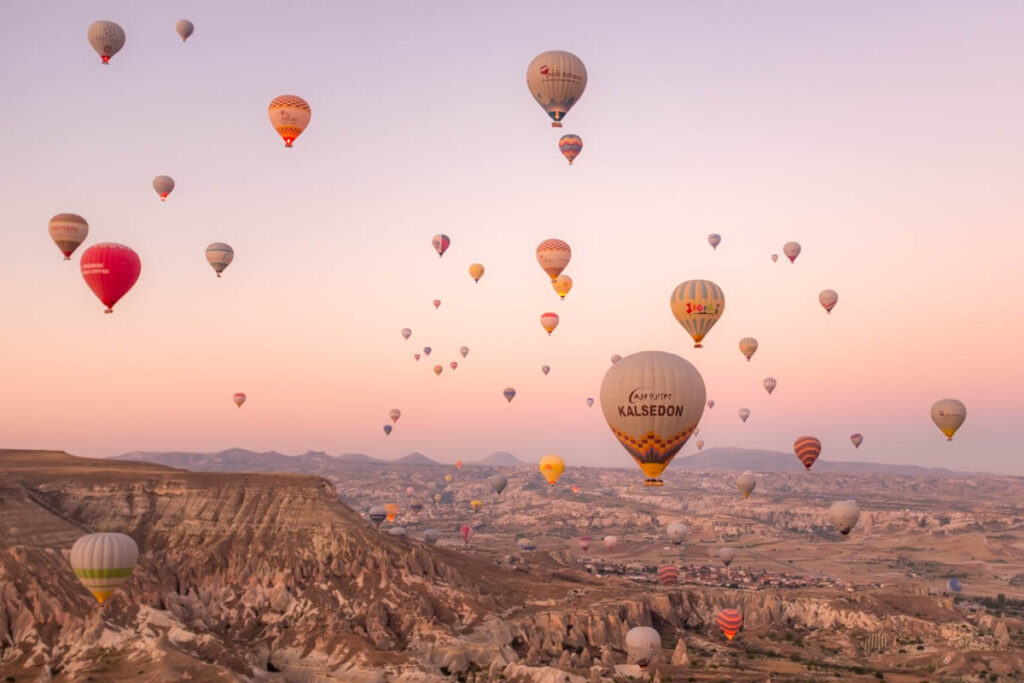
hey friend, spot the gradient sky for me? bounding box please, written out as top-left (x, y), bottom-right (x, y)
top-left (1, 2), bottom-right (1023, 473)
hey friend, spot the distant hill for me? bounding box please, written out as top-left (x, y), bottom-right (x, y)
top-left (675, 447), bottom-right (984, 477)
top-left (472, 452), bottom-right (527, 467)
top-left (112, 449), bottom-right (361, 473)
top-left (394, 452), bottom-right (439, 465)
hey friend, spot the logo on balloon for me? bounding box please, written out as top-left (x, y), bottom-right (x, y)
top-left (539, 65), bottom-right (549, 75)
top-left (628, 387), bottom-right (674, 404)
top-left (619, 387), bottom-right (685, 417)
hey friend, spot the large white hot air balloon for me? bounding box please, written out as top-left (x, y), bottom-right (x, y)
top-left (931, 399), bottom-right (966, 441)
top-left (718, 546), bottom-right (737, 567)
top-left (624, 626), bottom-right (661, 669)
top-left (600, 351), bottom-right (706, 486)
top-left (69, 532), bottom-right (139, 603)
top-left (526, 51), bottom-right (587, 127)
top-left (205, 242), bottom-right (233, 277)
top-left (666, 522), bottom-right (687, 545)
top-left (829, 500), bottom-right (861, 535)
top-left (87, 21), bottom-right (125, 64)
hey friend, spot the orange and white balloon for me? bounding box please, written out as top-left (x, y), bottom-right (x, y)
top-left (268, 95), bottom-right (311, 147)
top-left (536, 239), bottom-right (571, 281)
top-left (540, 312), bottom-right (560, 335)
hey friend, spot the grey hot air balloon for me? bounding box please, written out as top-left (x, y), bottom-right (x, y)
top-left (738, 408), bottom-right (750, 423)
top-left (503, 387), bottom-right (516, 403)
top-left (368, 506), bottom-right (387, 527)
top-left (763, 377), bottom-right (777, 395)
top-left (707, 233), bottom-right (721, 250)
top-left (830, 500), bottom-right (861, 536)
top-left (517, 538), bottom-right (537, 551)
top-left (736, 472), bottom-right (756, 499)
top-left (541, 365), bottom-right (550, 375)
top-left (205, 242), bottom-right (233, 277)
top-left (175, 20), bottom-right (194, 42)
top-left (931, 399), bottom-right (966, 441)
top-left (87, 21), bottom-right (125, 64)
top-left (666, 522), bottom-right (687, 546)
top-left (423, 528), bottom-right (441, 545)
top-left (783, 241), bottom-right (802, 263)
top-left (490, 474), bottom-right (508, 495)
top-left (387, 526), bottom-right (407, 537)
top-left (152, 175), bottom-right (175, 201)
top-left (625, 626), bottom-right (661, 669)
top-left (718, 546), bottom-right (737, 567)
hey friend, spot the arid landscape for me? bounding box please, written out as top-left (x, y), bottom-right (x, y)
top-left (3, 447), bottom-right (1024, 682)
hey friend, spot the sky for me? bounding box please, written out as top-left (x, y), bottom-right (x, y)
top-left (1, 2), bottom-right (1022, 473)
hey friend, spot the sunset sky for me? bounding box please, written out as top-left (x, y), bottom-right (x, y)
top-left (1, 2), bottom-right (1022, 473)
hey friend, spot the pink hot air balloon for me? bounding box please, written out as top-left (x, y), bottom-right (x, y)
top-left (413, 353), bottom-right (421, 361)
top-left (406, 486), bottom-right (415, 496)
top-left (540, 312), bottom-right (560, 335)
top-left (432, 234), bottom-right (451, 257)
top-left (578, 536), bottom-right (591, 552)
top-left (433, 365), bottom-right (443, 376)
top-left (80, 243), bottom-right (141, 313)
top-left (433, 299), bottom-right (441, 310)
top-left (460, 525), bottom-right (473, 545)
top-left (232, 393), bottom-right (246, 408)
top-left (450, 361), bottom-right (458, 370)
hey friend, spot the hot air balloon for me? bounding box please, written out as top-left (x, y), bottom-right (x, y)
top-left (460, 346), bottom-right (469, 358)
top-left (460, 525), bottom-right (473, 545)
top-left (578, 536), bottom-right (591, 552)
top-left (600, 351), bottom-right (706, 486)
top-left (552, 274), bottom-right (573, 300)
top-left (707, 400), bottom-right (715, 409)
top-left (695, 439), bottom-right (704, 450)
top-left (707, 234), bottom-right (721, 250)
top-left (205, 242), bottom-right (233, 277)
top-left (388, 409), bottom-right (401, 424)
top-left (423, 528), bottom-right (441, 545)
top-left (470, 500), bottom-right (483, 513)
top-left (526, 51), bottom-right (587, 127)
top-left (48, 214), bottom-right (89, 260)
top-left (830, 499), bottom-right (860, 535)
top-left (502, 387), bottom-right (516, 403)
top-left (717, 608), bottom-right (743, 641)
top-left (433, 365), bottom-right (443, 375)
top-left (385, 503), bottom-right (398, 523)
top-left (80, 243), bottom-right (141, 313)
top-left (175, 20), bottom-right (194, 42)
top-left (771, 253), bottom-right (779, 263)
top-left (624, 626), bottom-right (661, 670)
top-left (383, 425), bottom-right (392, 436)
top-left (433, 299), bottom-right (441, 309)
top-left (739, 337), bottom-right (758, 362)
top-left (603, 535), bottom-right (618, 551)
top-left (433, 493), bottom-right (443, 504)
top-left (948, 578), bottom-right (962, 593)
top-left (69, 532), bottom-right (138, 604)
top-left (738, 408), bottom-right (750, 423)
top-left (404, 486), bottom-right (415, 496)
top-left (539, 455), bottom-right (564, 486)
top-left (794, 436), bottom-right (822, 470)
top-left (444, 474), bottom-right (453, 484)
top-left (517, 538), bottom-right (537, 551)
top-left (850, 433), bottom-right (863, 448)
top-left (450, 361), bottom-right (458, 370)
top-left (401, 328), bottom-right (412, 340)
top-left (670, 280), bottom-right (725, 348)
top-left (540, 312), bottom-right (559, 335)
top-left (268, 95), bottom-right (311, 147)
top-left (585, 397), bottom-right (594, 408)
top-left (87, 21), bottom-right (125, 64)
top-left (432, 234), bottom-right (451, 257)
top-left (819, 289), bottom-right (838, 313)
top-left (423, 347), bottom-right (432, 356)
top-left (468, 262), bottom-right (484, 282)
top-left (490, 474), bottom-right (508, 495)
top-left (413, 353), bottom-right (421, 361)
top-left (557, 134), bottom-right (583, 165)
top-left (152, 175), bottom-right (174, 201)
top-left (610, 354), bottom-right (622, 364)
top-left (387, 526), bottom-right (407, 537)
top-left (571, 484), bottom-right (580, 495)
top-left (736, 473), bottom-right (756, 499)
top-left (368, 506), bottom-right (386, 527)
top-left (666, 522), bottom-right (687, 545)
top-left (718, 546), bottom-right (737, 567)
top-left (657, 564), bottom-right (679, 586)
top-left (783, 241), bottom-right (801, 263)
top-left (541, 365), bottom-right (551, 375)
top-left (232, 392), bottom-right (246, 408)
top-left (455, 460), bottom-right (463, 470)
top-left (763, 377), bottom-right (777, 395)
top-left (931, 399), bottom-right (966, 441)
top-left (536, 239), bottom-right (571, 281)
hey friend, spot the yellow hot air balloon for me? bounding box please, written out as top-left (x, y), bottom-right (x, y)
top-left (931, 399), bottom-right (966, 441)
top-left (69, 532), bottom-right (139, 604)
top-left (444, 474), bottom-right (453, 484)
top-left (268, 95), bottom-right (311, 147)
top-left (738, 337), bottom-right (758, 362)
top-left (468, 263), bottom-right (485, 283)
top-left (526, 51), bottom-right (587, 127)
top-left (536, 239), bottom-right (571, 281)
top-left (600, 351), bottom-right (706, 486)
top-left (552, 274), bottom-right (573, 300)
top-left (539, 454), bottom-right (565, 486)
top-left (470, 499), bottom-right (483, 513)
top-left (670, 280), bottom-right (725, 348)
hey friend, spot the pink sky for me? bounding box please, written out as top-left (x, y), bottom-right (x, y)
top-left (1, 2), bottom-right (1022, 473)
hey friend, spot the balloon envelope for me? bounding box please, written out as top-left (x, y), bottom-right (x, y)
top-left (819, 289), bottom-right (839, 313)
top-left (69, 532), bottom-right (138, 603)
top-left (738, 337), bottom-right (758, 361)
top-left (539, 454), bottom-right (565, 486)
top-left (600, 351), bottom-right (706, 485)
top-left (585, 397), bottom-right (594, 407)
top-left (49, 213), bottom-right (89, 260)
top-left (830, 499), bottom-right (861, 535)
top-left (707, 233), bottom-right (721, 249)
top-left (80, 243), bottom-right (141, 313)
top-left (205, 242), bottom-right (233, 277)
top-left (578, 536), bottom-right (591, 552)
top-left (736, 473), bottom-right (756, 498)
top-left (783, 241), bottom-right (802, 263)
top-left (460, 525), bottom-right (473, 544)
top-left (232, 393), bottom-right (246, 408)
top-left (536, 239), bottom-right (571, 281)
top-left (432, 234), bottom-right (451, 257)
top-left (541, 365), bottom-right (551, 375)
top-left (850, 433), bottom-right (863, 448)
top-left (540, 312), bottom-right (559, 335)
top-left (603, 535), bottom-right (617, 550)
top-left (433, 365), bottom-right (443, 375)
top-left (657, 564), bottom-right (679, 586)
top-left (401, 328), bottom-right (412, 340)
top-left (389, 409), bottom-right (401, 424)
top-left (718, 546), bottom-right (737, 567)
top-left (459, 346), bottom-right (469, 358)
top-left (763, 377), bottom-right (777, 395)
top-left (670, 280), bottom-right (725, 347)
top-left (666, 522), bottom-right (687, 545)
top-left (931, 399), bottom-right (966, 441)
top-left (503, 387), bottom-right (516, 403)
top-left (794, 436), bottom-right (822, 470)
top-left (268, 95), bottom-right (311, 147)
top-left (87, 21), bottom-right (125, 64)
top-left (558, 134), bottom-right (583, 164)
top-left (490, 474), bottom-right (508, 495)
top-left (175, 19), bottom-right (194, 41)
top-left (468, 263), bottom-right (484, 282)
top-left (383, 425), bottom-right (392, 436)
top-left (552, 274), bottom-right (573, 300)
top-left (716, 608), bottom-right (743, 640)
top-left (152, 175), bottom-right (174, 201)
top-left (624, 626), bottom-right (661, 668)
top-left (948, 578), bottom-right (962, 593)
top-left (368, 506), bottom-right (386, 526)
top-left (738, 408), bottom-right (750, 423)
top-left (526, 51), bottom-right (587, 126)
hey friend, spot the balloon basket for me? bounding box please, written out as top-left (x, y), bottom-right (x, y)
top-left (643, 479), bottom-right (663, 487)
